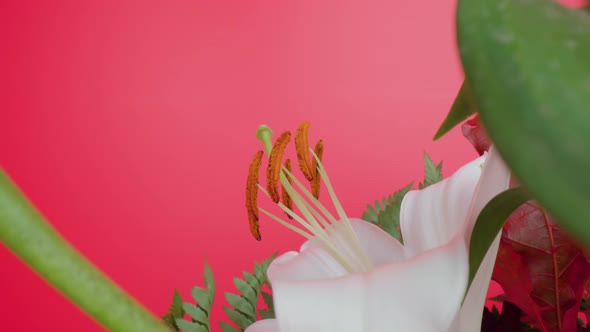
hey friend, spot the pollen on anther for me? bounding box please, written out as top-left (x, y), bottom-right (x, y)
top-left (246, 150), bottom-right (264, 241)
top-left (267, 131), bottom-right (291, 203)
top-left (281, 159), bottom-right (294, 219)
top-left (295, 121), bottom-right (314, 181)
top-left (311, 140), bottom-right (324, 199)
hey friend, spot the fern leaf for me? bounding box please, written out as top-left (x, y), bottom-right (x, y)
top-left (220, 254), bottom-right (277, 331)
top-left (219, 322), bottom-right (241, 332)
top-left (225, 293), bottom-right (256, 320)
top-left (419, 152), bottom-right (443, 189)
top-left (162, 289), bottom-right (184, 331)
top-left (166, 261), bottom-right (215, 331)
top-left (363, 204), bottom-right (379, 223)
top-left (175, 319), bottom-right (208, 332)
top-left (191, 287), bottom-right (212, 312)
top-left (233, 278), bottom-right (257, 304)
top-left (203, 258), bottom-right (215, 297)
top-left (259, 309), bottom-right (274, 320)
top-left (224, 307), bottom-right (254, 329)
top-left (261, 291), bottom-right (274, 313)
top-left (378, 183), bottom-right (413, 242)
top-left (260, 291), bottom-right (275, 319)
top-left (362, 182), bottom-right (413, 242)
top-left (363, 152), bottom-right (443, 242)
top-left (182, 302), bottom-right (208, 324)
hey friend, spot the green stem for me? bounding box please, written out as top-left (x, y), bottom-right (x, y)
top-left (0, 169), bottom-right (169, 332)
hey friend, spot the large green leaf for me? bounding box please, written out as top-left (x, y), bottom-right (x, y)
top-left (456, 0), bottom-right (590, 243)
top-left (468, 188), bottom-right (530, 288)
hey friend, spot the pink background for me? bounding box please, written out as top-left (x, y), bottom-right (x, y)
top-left (0, 1), bottom-right (490, 330)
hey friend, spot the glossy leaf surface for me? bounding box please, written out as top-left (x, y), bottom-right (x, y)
top-left (456, 0), bottom-right (590, 243)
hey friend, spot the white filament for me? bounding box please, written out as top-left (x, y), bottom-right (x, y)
top-left (258, 149), bottom-right (373, 273)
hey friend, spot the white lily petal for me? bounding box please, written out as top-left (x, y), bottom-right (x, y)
top-left (347, 218), bottom-right (406, 265)
top-left (460, 146), bottom-right (511, 331)
top-left (303, 219), bottom-right (406, 263)
top-left (271, 235), bottom-right (469, 332)
top-left (400, 154), bottom-right (486, 256)
top-left (254, 139), bottom-right (511, 332)
top-left (244, 319), bottom-right (279, 332)
top-left (268, 248), bottom-right (348, 282)
top-left (460, 233), bottom-right (501, 331)
top-left (270, 218), bottom-right (406, 283)
top-left (366, 237), bottom-right (468, 331)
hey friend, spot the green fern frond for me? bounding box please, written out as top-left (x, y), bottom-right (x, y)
top-left (219, 322), bottom-right (241, 332)
top-left (362, 182), bottom-right (413, 242)
top-left (362, 152), bottom-right (443, 243)
top-left (419, 152), bottom-right (443, 189)
top-left (163, 260), bottom-right (215, 332)
top-left (162, 289), bottom-right (184, 331)
top-left (220, 254), bottom-right (277, 332)
top-left (259, 291), bottom-right (274, 319)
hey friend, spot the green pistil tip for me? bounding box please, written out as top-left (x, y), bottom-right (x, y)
top-left (256, 125), bottom-right (273, 155)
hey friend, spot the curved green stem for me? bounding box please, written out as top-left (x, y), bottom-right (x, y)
top-left (0, 169), bottom-right (169, 332)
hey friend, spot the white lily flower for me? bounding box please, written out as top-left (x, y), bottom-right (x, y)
top-left (247, 126), bottom-right (510, 332)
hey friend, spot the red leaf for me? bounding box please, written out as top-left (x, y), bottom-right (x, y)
top-left (461, 116), bottom-right (491, 156)
top-left (492, 202), bottom-right (590, 332)
top-left (461, 117), bottom-right (590, 330)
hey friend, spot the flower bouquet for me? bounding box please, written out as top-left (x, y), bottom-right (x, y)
top-left (1, 0), bottom-right (590, 331)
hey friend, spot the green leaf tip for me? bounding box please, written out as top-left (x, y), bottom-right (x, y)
top-left (468, 188), bottom-right (530, 290)
top-left (162, 290), bottom-right (185, 330)
top-left (457, 0), bottom-right (590, 244)
top-left (203, 259), bottom-right (215, 297)
top-left (433, 81), bottom-right (477, 140)
top-left (0, 169), bottom-right (169, 332)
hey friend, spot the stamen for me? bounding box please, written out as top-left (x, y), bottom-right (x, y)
top-left (246, 150), bottom-right (264, 241)
top-left (310, 149), bottom-right (348, 225)
top-left (279, 173), bottom-right (329, 239)
top-left (281, 159), bottom-right (294, 219)
top-left (279, 168), bottom-right (368, 272)
top-left (261, 183), bottom-right (338, 256)
top-left (283, 168), bottom-right (338, 227)
top-left (295, 188), bottom-right (369, 272)
top-left (311, 140), bottom-right (324, 199)
top-left (310, 149), bottom-right (373, 270)
top-left (295, 121), bottom-right (314, 181)
top-left (259, 189), bottom-right (357, 273)
top-left (249, 123), bottom-right (373, 273)
top-left (259, 207), bottom-right (314, 240)
top-left (281, 166), bottom-right (337, 226)
top-left (266, 131), bottom-right (291, 202)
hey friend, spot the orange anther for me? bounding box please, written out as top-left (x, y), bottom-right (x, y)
top-left (282, 159), bottom-right (294, 219)
top-left (295, 121), bottom-right (314, 181)
top-left (266, 131), bottom-right (291, 202)
top-left (311, 140), bottom-right (324, 199)
top-left (246, 150), bottom-right (264, 240)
